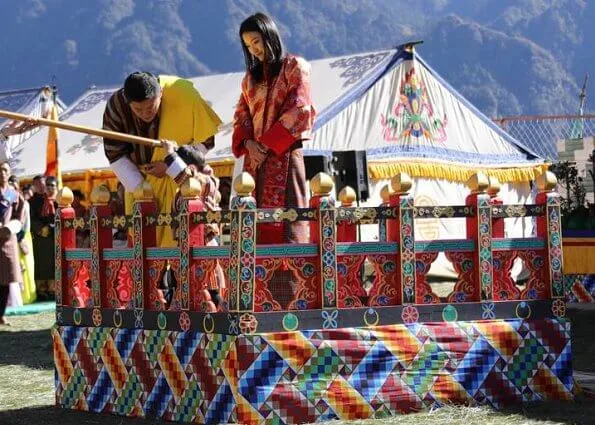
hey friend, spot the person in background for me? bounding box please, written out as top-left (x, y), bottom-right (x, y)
top-left (8, 176), bottom-right (36, 305)
top-left (0, 162), bottom-right (26, 325)
top-left (109, 182), bottom-right (128, 247)
top-left (29, 176), bottom-right (58, 300)
top-left (72, 189), bottom-right (90, 248)
top-left (21, 184), bottom-right (34, 201)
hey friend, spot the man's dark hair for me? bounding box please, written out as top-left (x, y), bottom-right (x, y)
top-left (124, 72), bottom-right (160, 102)
top-left (46, 176), bottom-right (57, 186)
top-left (239, 12), bottom-right (286, 83)
top-left (177, 145), bottom-right (205, 170)
top-left (33, 175), bottom-right (44, 182)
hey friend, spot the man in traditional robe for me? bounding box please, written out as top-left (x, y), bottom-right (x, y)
top-left (102, 72), bottom-right (221, 247)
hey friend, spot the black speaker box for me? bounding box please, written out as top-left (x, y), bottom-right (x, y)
top-left (332, 150), bottom-right (369, 202)
top-left (304, 155), bottom-right (332, 181)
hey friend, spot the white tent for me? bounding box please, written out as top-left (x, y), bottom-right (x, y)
top-left (13, 47), bottom-right (547, 243)
top-left (1, 86), bottom-right (66, 167)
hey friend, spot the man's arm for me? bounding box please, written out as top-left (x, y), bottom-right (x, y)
top-left (102, 91), bottom-right (144, 191)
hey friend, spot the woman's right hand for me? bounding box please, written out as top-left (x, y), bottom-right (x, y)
top-left (245, 139), bottom-right (267, 169)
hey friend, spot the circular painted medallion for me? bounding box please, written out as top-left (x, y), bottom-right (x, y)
top-left (282, 313), bottom-right (299, 332)
top-left (157, 312), bottom-right (167, 330)
top-left (442, 305), bottom-right (458, 322)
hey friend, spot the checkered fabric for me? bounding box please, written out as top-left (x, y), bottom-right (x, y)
top-left (54, 318), bottom-right (573, 424)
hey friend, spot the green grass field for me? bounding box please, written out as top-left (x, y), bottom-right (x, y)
top-left (1, 311), bottom-right (593, 425)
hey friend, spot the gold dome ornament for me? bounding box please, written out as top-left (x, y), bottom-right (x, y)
top-left (233, 172), bottom-right (255, 197)
top-left (535, 170), bottom-right (557, 192)
top-left (57, 187), bottom-right (74, 208)
top-left (310, 172), bottom-right (333, 196)
top-left (487, 176), bottom-right (501, 197)
top-left (90, 185), bottom-right (111, 205)
top-left (133, 181), bottom-right (154, 201)
top-left (466, 172), bottom-right (489, 193)
top-left (390, 172), bottom-right (412, 194)
top-left (380, 184), bottom-right (394, 203)
top-left (338, 186), bottom-right (356, 206)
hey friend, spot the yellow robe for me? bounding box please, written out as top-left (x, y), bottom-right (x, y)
top-left (125, 75), bottom-right (222, 247)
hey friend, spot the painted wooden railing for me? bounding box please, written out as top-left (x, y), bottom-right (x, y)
top-left (54, 170), bottom-right (564, 316)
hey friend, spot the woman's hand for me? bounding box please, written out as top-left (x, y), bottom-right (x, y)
top-left (160, 139), bottom-right (178, 155)
top-left (144, 161), bottom-right (167, 178)
top-left (245, 139), bottom-right (267, 169)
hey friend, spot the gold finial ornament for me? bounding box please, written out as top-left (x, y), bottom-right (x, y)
top-left (133, 181), bottom-right (154, 201)
top-left (390, 172), bottom-right (412, 194)
top-left (466, 172), bottom-right (489, 193)
top-left (380, 184), bottom-right (394, 203)
top-left (233, 172), bottom-right (255, 197)
top-left (90, 185), bottom-right (111, 205)
top-left (338, 186), bottom-right (357, 206)
top-left (535, 171), bottom-right (557, 191)
top-left (57, 187), bottom-right (74, 208)
top-left (310, 172), bottom-right (334, 196)
top-left (181, 177), bottom-right (202, 199)
top-left (487, 176), bottom-right (501, 197)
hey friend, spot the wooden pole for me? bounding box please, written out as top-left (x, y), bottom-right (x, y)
top-left (0, 109), bottom-right (160, 147)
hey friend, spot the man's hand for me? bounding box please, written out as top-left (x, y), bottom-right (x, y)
top-left (245, 139), bottom-right (267, 169)
top-left (160, 139), bottom-right (178, 155)
top-left (144, 161), bottom-right (167, 178)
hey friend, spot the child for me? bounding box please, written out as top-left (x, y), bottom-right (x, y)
top-left (162, 140), bottom-right (225, 312)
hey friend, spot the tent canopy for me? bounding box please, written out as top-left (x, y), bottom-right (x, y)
top-left (11, 48), bottom-right (547, 182)
top-left (1, 86), bottom-right (67, 164)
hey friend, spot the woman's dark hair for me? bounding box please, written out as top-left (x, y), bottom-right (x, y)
top-left (239, 13), bottom-right (286, 83)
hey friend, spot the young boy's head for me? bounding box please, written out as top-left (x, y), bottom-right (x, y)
top-left (176, 145), bottom-right (205, 170)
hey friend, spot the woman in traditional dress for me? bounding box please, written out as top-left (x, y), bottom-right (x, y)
top-left (233, 12), bottom-right (316, 244)
top-left (232, 12), bottom-right (316, 307)
top-left (8, 177), bottom-right (36, 305)
top-left (0, 162), bottom-right (26, 325)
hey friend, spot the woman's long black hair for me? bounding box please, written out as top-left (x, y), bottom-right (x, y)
top-left (239, 12), bottom-right (286, 83)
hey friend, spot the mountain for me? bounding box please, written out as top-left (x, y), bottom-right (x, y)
top-left (0, 0), bottom-right (590, 116)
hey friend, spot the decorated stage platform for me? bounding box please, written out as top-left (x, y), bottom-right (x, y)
top-left (52, 171), bottom-right (573, 424)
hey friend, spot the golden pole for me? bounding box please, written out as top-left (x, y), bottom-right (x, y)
top-left (0, 109), bottom-right (160, 147)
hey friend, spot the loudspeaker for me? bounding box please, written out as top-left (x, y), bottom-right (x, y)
top-left (304, 155), bottom-right (332, 181)
top-left (332, 150), bottom-right (369, 202)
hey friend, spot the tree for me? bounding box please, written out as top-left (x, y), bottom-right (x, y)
top-left (549, 161), bottom-right (587, 228)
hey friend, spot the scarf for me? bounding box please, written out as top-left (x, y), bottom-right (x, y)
top-left (41, 193), bottom-right (57, 217)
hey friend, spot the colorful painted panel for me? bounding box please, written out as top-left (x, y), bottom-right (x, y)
top-left (564, 274), bottom-right (595, 303)
top-left (54, 318), bottom-right (573, 424)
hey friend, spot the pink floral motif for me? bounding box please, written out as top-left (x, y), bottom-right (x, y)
top-left (179, 312), bottom-right (191, 331)
top-left (401, 305), bottom-right (419, 324)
